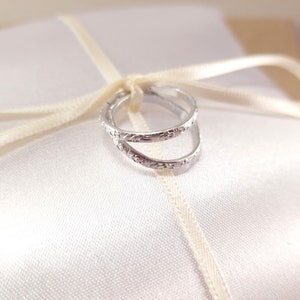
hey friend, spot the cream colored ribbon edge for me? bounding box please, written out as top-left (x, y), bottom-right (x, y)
top-left (1, 14), bottom-right (300, 300)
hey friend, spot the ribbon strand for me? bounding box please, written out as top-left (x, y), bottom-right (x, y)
top-left (60, 15), bottom-right (234, 299)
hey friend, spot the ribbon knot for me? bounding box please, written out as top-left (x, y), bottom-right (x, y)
top-left (123, 74), bottom-right (145, 112)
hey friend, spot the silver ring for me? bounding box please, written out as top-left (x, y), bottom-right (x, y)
top-left (100, 86), bottom-right (198, 143)
top-left (100, 86), bottom-right (201, 169)
top-left (113, 122), bottom-right (201, 169)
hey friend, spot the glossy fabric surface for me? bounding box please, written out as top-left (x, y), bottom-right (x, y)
top-left (0, 6), bottom-right (300, 300)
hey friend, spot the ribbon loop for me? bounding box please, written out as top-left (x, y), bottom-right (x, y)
top-left (1, 53), bottom-right (300, 152)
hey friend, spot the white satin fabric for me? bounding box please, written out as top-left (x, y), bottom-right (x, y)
top-left (0, 5), bottom-right (300, 300)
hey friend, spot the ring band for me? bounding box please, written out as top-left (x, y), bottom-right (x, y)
top-left (100, 86), bottom-right (198, 143)
top-left (113, 122), bottom-right (201, 169)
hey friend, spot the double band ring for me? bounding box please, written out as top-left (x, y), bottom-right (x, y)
top-left (100, 86), bottom-right (201, 169)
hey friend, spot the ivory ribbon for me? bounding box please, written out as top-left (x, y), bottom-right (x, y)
top-left (1, 14), bottom-right (300, 300)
